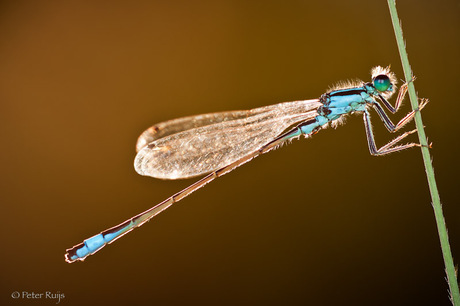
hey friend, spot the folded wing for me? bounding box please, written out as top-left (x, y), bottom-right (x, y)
top-left (134, 99), bottom-right (321, 179)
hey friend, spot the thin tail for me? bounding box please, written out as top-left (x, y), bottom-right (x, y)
top-left (65, 126), bottom-right (300, 263)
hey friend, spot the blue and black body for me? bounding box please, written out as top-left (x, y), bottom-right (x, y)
top-left (65, 66), bottom-right (426, 263)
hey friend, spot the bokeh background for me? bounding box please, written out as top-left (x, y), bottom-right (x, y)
top-left (1, 0), bottom-right (459, 305)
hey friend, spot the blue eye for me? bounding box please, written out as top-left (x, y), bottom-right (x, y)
top-left (373, 74), bottom-right (391, 92)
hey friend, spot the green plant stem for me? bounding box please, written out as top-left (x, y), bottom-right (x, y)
top-left (387, 1), bottom-right (459, 304)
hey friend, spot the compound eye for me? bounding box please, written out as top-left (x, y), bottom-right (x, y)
top-left (373, 74), bottom-right (391, 92)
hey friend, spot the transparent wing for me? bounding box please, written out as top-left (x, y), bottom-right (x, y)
top-left (134, 99), bottom-right (321, 179)
top-left (136, 110), bottom-right (253, 152)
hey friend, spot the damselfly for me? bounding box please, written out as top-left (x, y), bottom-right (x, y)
top-left (65, 66), bottom-right (426, 263)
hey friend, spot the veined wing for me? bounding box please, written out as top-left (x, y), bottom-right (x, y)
top-left (136, 110), bottom-right (255, 152)
top-left (134, 99), bottom-right (321, 179)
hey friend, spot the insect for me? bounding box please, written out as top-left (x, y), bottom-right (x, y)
top-left (65, 66), bottom-right (426, 263)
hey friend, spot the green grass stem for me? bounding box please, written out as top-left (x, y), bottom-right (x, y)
top-left (387, 1), bottom-right (459, 304)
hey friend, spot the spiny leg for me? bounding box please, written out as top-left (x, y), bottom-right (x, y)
top-left (371, 98), bottom-right (428, 133)
top-left (362, 110), bottom-right (420, 156)
top-left (378, 129), bottom-right (418, 152)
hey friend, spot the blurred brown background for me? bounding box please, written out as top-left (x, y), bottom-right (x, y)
top-left (1, 0), bottom-right (459, 305)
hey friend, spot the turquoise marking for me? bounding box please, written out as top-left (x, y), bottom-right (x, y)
top-left (298, 85), bottom-right (377, 136)
top-left (67, 222), bottom-right (132, 261)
